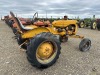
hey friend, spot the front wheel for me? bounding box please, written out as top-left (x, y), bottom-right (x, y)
top-left (79, 38), bottom-right (91, 52)
top-left (26, 32), bottom-right (61, 68)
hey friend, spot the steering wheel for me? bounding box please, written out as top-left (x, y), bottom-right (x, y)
top-left (32, 12), bottom-right (38, 23)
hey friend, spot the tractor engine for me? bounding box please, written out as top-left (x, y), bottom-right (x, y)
top-left (52, 20), bottom-right (78, 35)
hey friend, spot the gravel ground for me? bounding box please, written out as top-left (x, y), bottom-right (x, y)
top-left (0, 20), bottom-right (100, 75)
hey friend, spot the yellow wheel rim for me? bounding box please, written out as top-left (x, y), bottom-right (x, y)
top-left (80, 22), bottom-right (84, 28)
top-left (36, 41), bottom-right (57, 64)
top-left (93, 22), bottom-right (97, 29)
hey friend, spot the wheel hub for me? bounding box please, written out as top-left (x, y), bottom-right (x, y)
top-left (80, 22), bottom-right (84, 27)
top-left (37, 42), bottom-right (54, 59)
top-left (93, 22), bottom-right (96, 29)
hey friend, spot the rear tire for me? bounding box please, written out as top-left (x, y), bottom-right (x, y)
top-left (91, 21), bottom-right (97, 29)
top-left (26, 32), bottom-right (61, 68)
top-left (78, 21), bottom-right (85, 28)
top-left (97, 23), bottom-right (100, 31)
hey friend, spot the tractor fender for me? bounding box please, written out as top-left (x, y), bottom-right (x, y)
top-left (91, 20), bottom-right (96, 24)
top-left (66, 24), bottom-right (78, 35)
top-left (22, 27), bottom-right (50, 39)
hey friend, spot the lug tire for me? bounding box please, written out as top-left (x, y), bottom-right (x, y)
top-left (26, 32), bottom-right (61, 68)
top-left (79, 38), bottom-right (91, 52)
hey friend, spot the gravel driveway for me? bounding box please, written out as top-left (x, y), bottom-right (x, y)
top-left (0, 20), bottom-right (100, 75)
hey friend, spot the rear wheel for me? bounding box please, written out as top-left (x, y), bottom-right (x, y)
top-left (97, 23), bottom-right (100, 31)
top-left (79, 21), bottom-right (85, 28)
top-left (91, 21), bottom-right (97, 29)
top-left (79, 38), bottom-right (91, 52)
top-left (26, 32), bottom-right (61, 68)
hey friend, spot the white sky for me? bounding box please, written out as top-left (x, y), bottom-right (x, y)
top-left (1, 0), bottom-right (100, 18)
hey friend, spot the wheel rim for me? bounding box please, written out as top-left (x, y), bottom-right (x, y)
top-left (93, 22), bottom-right (97, 29)
top-left (36, 41), bottom-right (57, 64)
top-left (80, 22), bottom-right (84, 28)
top-left (82, 41), bottom-right (91, 51)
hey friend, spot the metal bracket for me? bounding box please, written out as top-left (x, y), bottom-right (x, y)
top-left (68, 35), bottom-right (84, 39)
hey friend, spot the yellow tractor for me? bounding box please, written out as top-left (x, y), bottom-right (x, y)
top-left (10, 11), bottom-right (91, 68)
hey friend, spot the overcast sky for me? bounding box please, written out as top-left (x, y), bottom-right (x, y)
top-left (0, 0), bottom-right (100, 18)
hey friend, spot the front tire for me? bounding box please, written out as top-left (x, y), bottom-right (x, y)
top-left (79, 38), bottom-right (91, 52)
top-left (26, 32), bottom-right (61, 68)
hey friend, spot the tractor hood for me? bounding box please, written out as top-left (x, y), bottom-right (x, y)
top-left (52, 20), bottom-right (78, 28)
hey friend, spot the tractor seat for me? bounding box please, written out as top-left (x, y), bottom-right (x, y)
top-left (13, 22), bottom-right (35, 30)
top-left (24, 26), bottom-right (34, 30)
top-left (10, 11), bottom-right (34, 31)
top-left (16, 17), bottom-right (34, 30)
